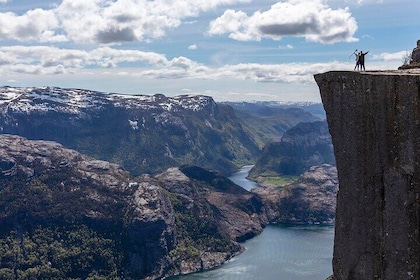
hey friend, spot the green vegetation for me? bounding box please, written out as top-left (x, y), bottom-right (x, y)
top-left (255, 175), bottom-right (300, 187)
top-left (167, 190), bottom-right (233, 270)
top-left (0, 161), bottom-right (130, 279)
top-left (0, 224), bottom-right (124, 279)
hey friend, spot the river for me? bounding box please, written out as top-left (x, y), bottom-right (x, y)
top-left (171, 166), bottom-right (334, 280)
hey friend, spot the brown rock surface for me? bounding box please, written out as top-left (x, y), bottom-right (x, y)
top-left (314, 70), bottom-right (420, 280)
top-left (252, 164), bottom-right (338, 224)
top-left (411, 39), bottom-right (420, 63)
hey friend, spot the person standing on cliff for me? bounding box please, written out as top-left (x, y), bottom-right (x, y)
top-left (359, 51), bottom-right (369, 71)
top-left (354, 51), bottom-right (361, 71)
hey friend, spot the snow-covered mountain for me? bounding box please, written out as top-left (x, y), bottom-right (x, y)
top-left (0, 86), bottom-right (214, 115)
top-left (0, 86), bottom-right (260, 175)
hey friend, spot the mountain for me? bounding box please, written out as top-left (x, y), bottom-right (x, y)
top-left (248, 120), bottom-right (335, 179)
top-left (157, 165), bottom-right (267, 276)
top-left (225, 101), bottom-right (322, 145)
top-left (0, 134), bottom-right (267, 279)
top-left (0, 86), bottom-right (260, 176)
top-left (225, 100), bottom-right (326, 119)
top-left (0, 134), bottom-right (171, 279)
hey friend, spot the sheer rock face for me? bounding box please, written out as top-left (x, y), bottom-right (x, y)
top-left (314, 71), bottom-right (420, 280)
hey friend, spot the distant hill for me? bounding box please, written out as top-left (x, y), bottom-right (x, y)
top-left (225, 101), bottom-right (322, 145)
top-left (248, 120), bottom-right (335, 179)
top-left (0, 87), bottom-right (260, 176)
top-left (225, 101), bottom-right (325, 119)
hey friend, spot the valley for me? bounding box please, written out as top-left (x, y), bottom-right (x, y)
top-left (0, 86), bottom-right (337, 279)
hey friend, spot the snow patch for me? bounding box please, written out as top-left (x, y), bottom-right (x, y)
top-left (205, 119), bottom-right (213, 128)
top-left (128, 119), bottom-right (139, 130)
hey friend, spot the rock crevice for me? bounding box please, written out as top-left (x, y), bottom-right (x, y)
top-left (315, 70), bottom-right (420, 280)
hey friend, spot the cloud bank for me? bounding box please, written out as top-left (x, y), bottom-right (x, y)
top-left (0, 0), bottom-right (359, 45)
top-left (2, 44), bottom-right (401, 84)
top-left (0, 0), bottom-right (252, 44)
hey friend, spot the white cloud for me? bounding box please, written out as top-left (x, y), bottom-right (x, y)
top-left (0, 44), bottom-right (404, 87)
top-left (0, 45), bottom-right (170, 75)
top-left (208, 9), bottom-right (258, 41)
top-left (88, 47), bottom-right (168, 67)
top-left (279, 44), bottom-right (294, 50)
top-left (0, 44), bottom-right (327, 82)
top-left (208, 0), bottom-right (358, 44)
top-left (0, 9), bottom-right (62, 42)
top-left (343, 0), bottom-right (384, 4)
top-left (372, 51), bottom-right (408, 62)
top-left (188, 44), bottom-right (198, 50)
top-left (212, 61), bottom-right (349, 83)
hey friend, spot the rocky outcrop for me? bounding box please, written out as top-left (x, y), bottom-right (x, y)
top-left (155, 165), bottom-right (268, 276)
top-left (315, 70), bottom-right (420, 280)
top-left (0, 135), bottom-right (267, 279)
top-left (252, 164), bottom-right (338, 224)
top-left (411, 39), bottom-right (420, 63)
top-left (399, 40), bottom-right (420, 69)
top-left (0, 134), bottom-right (176, 279)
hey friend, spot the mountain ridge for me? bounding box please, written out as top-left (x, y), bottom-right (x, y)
top-left (0, 86), bottom-right (260, 176)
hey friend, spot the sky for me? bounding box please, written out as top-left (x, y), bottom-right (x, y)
top-left (0, 0), bottom-right (418, 102)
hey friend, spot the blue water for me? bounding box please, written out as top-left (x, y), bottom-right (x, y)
top-left (228, 165), bottom-right (259, 191)
top-left (171, 166), bottom-right (335, 280)
top-left (173, 225), bottom-right (334, 280)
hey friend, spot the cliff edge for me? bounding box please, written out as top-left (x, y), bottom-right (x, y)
top-left (314, 70), bottom-right (420, 280)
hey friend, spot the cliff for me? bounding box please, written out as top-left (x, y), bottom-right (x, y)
top-left (314, 70), bottom-right (420, 280)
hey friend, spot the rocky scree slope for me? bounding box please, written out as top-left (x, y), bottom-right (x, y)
top-left (315, 70), bottom-right (420, 280)
top-left (0, 86), bottom-right (260, 175)
top-left (0, 135), bottom-right (267, 279)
